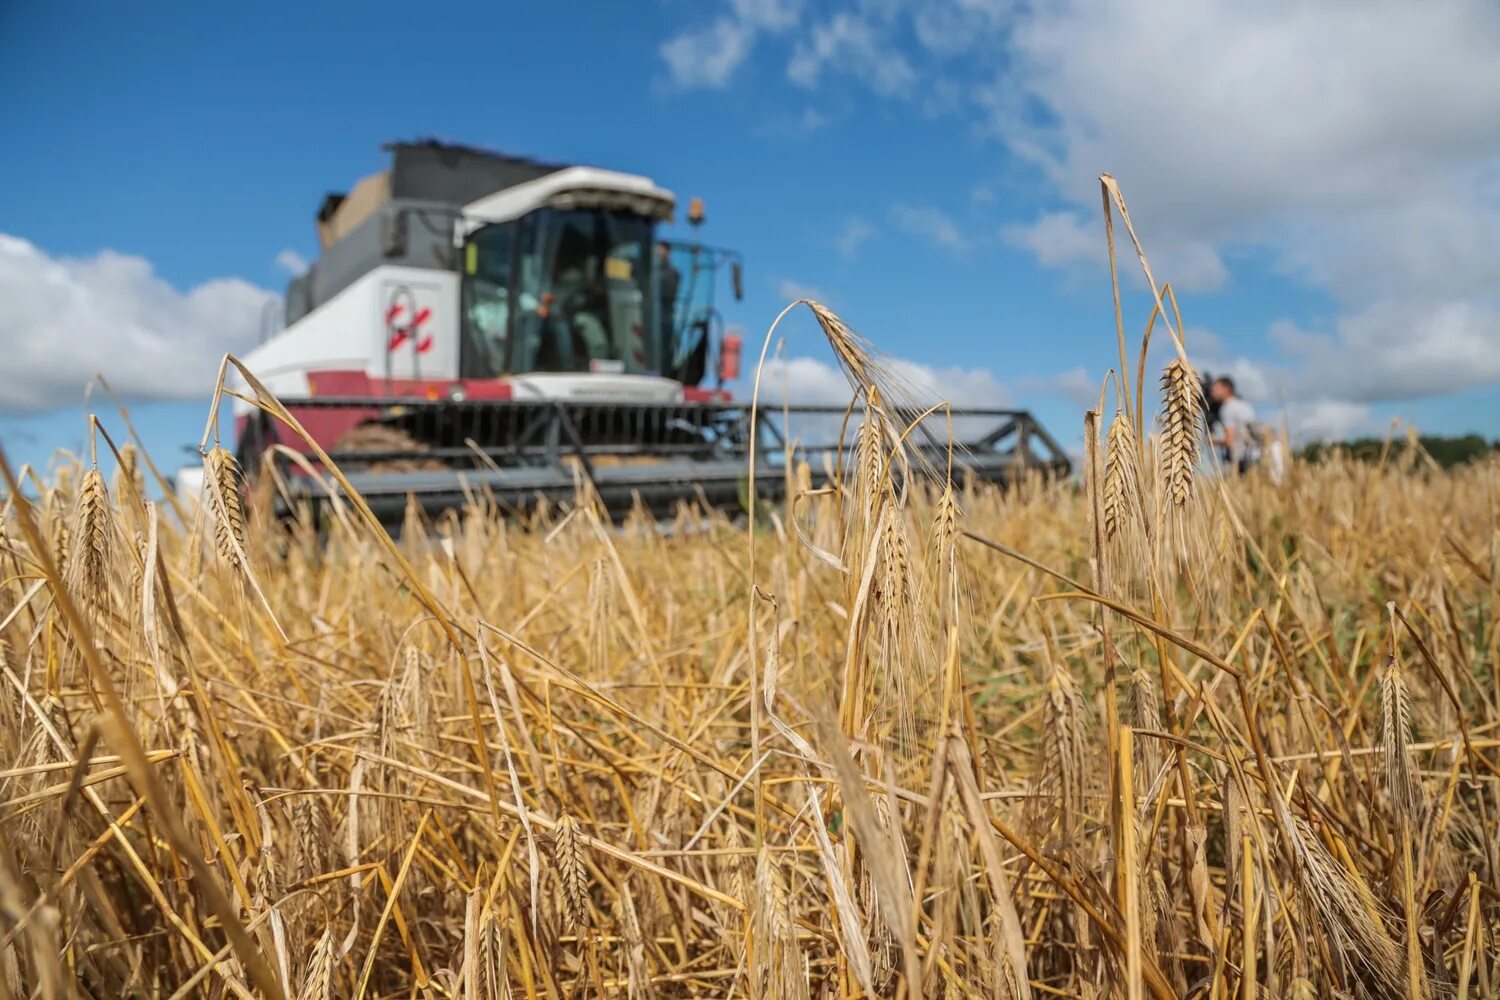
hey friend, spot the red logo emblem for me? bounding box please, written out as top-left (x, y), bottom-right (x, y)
top-left (385, 288), bottom-right (432, 354)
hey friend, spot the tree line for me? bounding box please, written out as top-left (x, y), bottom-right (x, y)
top-left (1298, 433), bottom-right (1499, 469)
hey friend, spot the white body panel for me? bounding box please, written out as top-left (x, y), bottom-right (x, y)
top-left (236, 263), bottom-right (685, 413)
top-left (233, 265), bottom-right (460, 413)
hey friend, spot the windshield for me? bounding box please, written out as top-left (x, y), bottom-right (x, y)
top-left (504, 207), bottom-right (656, 375)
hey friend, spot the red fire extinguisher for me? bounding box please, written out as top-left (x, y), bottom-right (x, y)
top-left (718, 330), bottom-right (742, 387)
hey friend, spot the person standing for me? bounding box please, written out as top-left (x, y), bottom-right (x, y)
top-left (1209, 376), bottom-right (1258, 473)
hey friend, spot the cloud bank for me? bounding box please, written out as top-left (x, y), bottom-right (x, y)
top-left (0, 235), bottom-right (277, 412)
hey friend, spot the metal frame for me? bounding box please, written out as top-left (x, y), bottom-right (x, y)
top-left (257, 397), bottom-right (1071, 523)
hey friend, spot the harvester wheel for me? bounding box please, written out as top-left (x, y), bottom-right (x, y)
top-left (330, 424), bottom-right (447, 474)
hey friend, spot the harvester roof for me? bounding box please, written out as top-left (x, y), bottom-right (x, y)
top-left (460, 165), bottom-right (675, 232)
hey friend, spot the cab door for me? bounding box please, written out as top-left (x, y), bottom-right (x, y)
top-left (459, 223), bottom-right (515, 378)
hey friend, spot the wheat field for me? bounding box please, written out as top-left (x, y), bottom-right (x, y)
top-left (2, 182), bottom-right (1498, 999)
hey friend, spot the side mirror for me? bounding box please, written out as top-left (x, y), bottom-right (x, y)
top-left (731, 260), bottom-right (744, 301)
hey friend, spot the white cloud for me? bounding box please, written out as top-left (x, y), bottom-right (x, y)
top-left (1284, 400), bottom-right (1373, 441)
top-left (660, 18), bottom-right (755, 89)
top-left (834, 216), bottom-right (876, 258)
top-left (1003, 211), bottom-right (1227, 292)
top-left (914, 0), bottom-right (1010, 56)
top-left (757, 353), bottom-right (1015, 410)
top-left (757, 352), bottom-right (1015, 443)
top-left (799, 107), bottom-right (828, 131)
top-left (1002, 211), bottom-right (1101, 268)
top-left (1270, 301), bottom-right (1500, 403)
top-left (889, 204), bottom-right (969, 252)
top-left (660, 0), bottom-right (802, 88)
top-left (275, 249), bottom-right (309, 277)
top-left (1046, 367), bottom-right (1099, 411)
top-left (788, 13), bottom-right (916, 96)
top-left (776, 278), bottom-right (828, 303)
top-left (732, 0), bottom-right (801, 31)
top-left (991, 0), bottom-right (1500, 398)
top-left (0, 235), bottom-right (277, 412)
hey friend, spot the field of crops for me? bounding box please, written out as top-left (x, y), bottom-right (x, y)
top-left (3, 205), bottom-right (1498, 998)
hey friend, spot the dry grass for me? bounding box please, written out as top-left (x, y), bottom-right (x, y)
top-left (2, 178), bottom-right (1498, 999)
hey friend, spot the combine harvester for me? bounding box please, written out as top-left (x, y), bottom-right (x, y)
top-left (223, 140), bottom-right (1069, 524)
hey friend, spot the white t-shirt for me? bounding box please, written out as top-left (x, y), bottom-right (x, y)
top-left (1219, 397), bottom-right (1257, 463)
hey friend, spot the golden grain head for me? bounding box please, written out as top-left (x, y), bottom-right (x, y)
top-left (1158, 357), bottom-right (1202, 507)
top-left (204, 445), bottom-right (248, 569)
top-left (552, 812), bottom-right (589, 933)
top-left (1103, 406), bottom-right (1141, 540)
top-left (71, 467), bottom-right (112, 608)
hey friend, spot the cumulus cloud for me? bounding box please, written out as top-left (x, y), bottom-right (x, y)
top-left (660, 20), bottom-right (755, 89)
top-left (1003, 211), bottom-right (1227, 292)
top-left (834, 216), bottom-right (876, 258)
top-left (0, 235), bottom-right (277, 412)
top-left (788, 12), bottom-right (917, 96)
top-left (889, 204), bottom-right (969, 252)
top-left (1002, 211), bottom-right (1101, 268)
top-left (1284, 400), bottom-right (1373, 441)
top-left (275, 249), bottom-right (309, 276)
top-left (990, 0), bottom-right (1500, 401)
top-left (776, 278), bottom-right (829, 304)
top-left (1033, 366), bottom-right (1099, 411)
top-left (660, 0), bottom-right (802, 88)
top-left (757, 352), bottom-right (1015, 444)
top-left (761, 354), bottom-right (1010, 408)
top-left (914, 0), bottom-right (1010, 56)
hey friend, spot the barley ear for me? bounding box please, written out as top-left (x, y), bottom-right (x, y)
top-left (71, 467), bottom-right (112, 613)
top-left (552, 812), bottom-right (588, 932)
top-left (204, 446), bottom-right (249, 570)
top-left (1380, 654), bottom-right (1423, 823)
top-left (1103, 407), bottom-right (1142, 541)
top-left (1157, 359), bottom-right (1201, 508)
top-left (296, 927), bottom-right (336, 1000)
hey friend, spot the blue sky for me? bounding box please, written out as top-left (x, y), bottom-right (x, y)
top-left (4, 0), bottom-right (1500, 479)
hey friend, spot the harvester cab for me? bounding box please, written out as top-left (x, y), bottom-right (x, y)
top-left (453, 171), bottom-right (741, 394)
top-left (228, 139), bottom-right (1069, 525)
